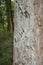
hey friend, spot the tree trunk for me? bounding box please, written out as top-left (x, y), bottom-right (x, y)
top-left (14, 0), bottom-right (43, 65)
top-left (5, 0), bottom-right (11, 31)
top-left (9, 0), bottom-right (14, 31)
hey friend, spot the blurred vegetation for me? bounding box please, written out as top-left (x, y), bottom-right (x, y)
top-left (0, 0), bottom-right (14, 65)
top-left (0, 31), bottom-right (13, 65)
top-left (0, 0), bottom-right (14, 31)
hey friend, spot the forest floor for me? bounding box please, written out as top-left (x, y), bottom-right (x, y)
top-left (0, 31), bottom-right (13, 65)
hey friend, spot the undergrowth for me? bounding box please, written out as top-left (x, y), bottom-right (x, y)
top-left (0, 31), bottom-right (13, 65)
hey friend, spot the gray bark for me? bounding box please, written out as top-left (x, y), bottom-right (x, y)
top-left (14, 0), bottom-right (43, 65)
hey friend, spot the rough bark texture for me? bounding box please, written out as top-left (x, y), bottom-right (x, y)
top-left (14, 0), bottom-right (43, 65)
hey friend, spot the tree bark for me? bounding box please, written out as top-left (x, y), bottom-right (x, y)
top-left (14, 0), bottom-right (43, 65)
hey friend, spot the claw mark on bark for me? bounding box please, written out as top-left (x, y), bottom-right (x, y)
top-left (21, 11), bottom-right (23, 15)
top-left (30, 45), bottom-right (33, 50)
top-left (24, 10), bottom-right (30, 18)
top-left (19, 7), bottom-right (22, 10)
top-left (15, 0), bottom-right (30, 18)
top-left (21, 27), bottom-right (25, 32)
top-left (19, 32), bottom-right (22, 37)
top-left (14, 38), bottom-right (17, 42)
top-left (19, 7), bottom-right (23, 15)
top-left (15, 1), bottom-right (19, 6)
top-left (15, 0), bottom-right (18, 3)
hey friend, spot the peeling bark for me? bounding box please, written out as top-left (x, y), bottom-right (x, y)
top-left (14, 0), bottom-right (43, 65)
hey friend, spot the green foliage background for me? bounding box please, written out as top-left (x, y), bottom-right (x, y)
top-left (0, 0), bottom-right (14, 65)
